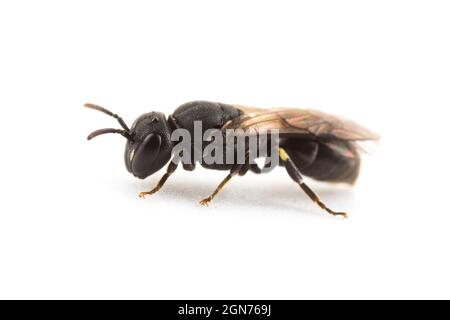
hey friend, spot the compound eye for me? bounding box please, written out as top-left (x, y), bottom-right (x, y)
top-left (131, 133), bottom-right (162, 178)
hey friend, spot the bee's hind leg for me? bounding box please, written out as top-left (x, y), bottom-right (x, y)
top-left (279, 148), bottom-right (348, 219)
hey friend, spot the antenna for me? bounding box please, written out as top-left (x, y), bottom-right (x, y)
top-left (84, 103), bottom-right (131, 132)
top-left (84, 103), bottom-right (133, 141)
top-left (87, 128), bottom-right (133, 141)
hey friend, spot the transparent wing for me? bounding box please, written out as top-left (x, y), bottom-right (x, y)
top-left (224, 105), bottom-right (380, 142)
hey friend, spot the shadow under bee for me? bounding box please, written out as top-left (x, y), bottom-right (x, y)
top-left (134, 177), bottom-right (356, 218)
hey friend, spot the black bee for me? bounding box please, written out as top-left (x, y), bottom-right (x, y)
top-left (85, 101), bottom-right (379, 218)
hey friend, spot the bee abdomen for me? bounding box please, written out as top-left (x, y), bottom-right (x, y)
top-left (285, 140), bottom-right (360, 184)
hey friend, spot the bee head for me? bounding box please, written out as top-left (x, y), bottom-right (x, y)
top-left (85, 104), bottom-right (173, 179)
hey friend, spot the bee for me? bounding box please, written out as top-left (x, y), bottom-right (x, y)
top-left (85, 101), bottom-right (379, 218)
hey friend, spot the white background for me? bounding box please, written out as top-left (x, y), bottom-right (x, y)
top-left (0, 0), bottom-right (449, 299)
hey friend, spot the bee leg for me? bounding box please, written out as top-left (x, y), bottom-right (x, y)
top-left (139, 160), bottom-right (178, 199)
top-left (199, 172), bottom-right (235, 206)
top-left (279, 148), bottom-right (348, 219)
top-left (199, 165), bottom-right (242, 206)
top-left (200, 147), bottom-right (250, 206)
